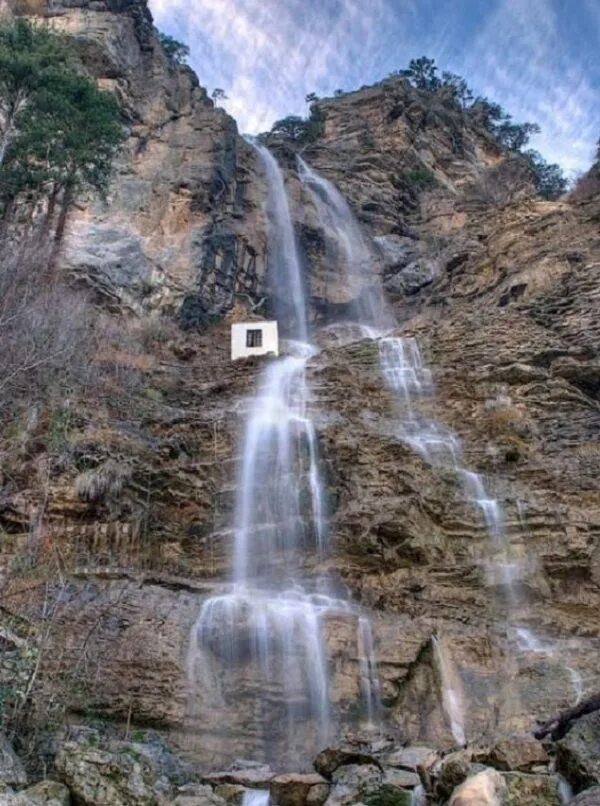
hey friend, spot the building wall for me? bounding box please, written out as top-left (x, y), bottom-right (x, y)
top-left (231, 321), bottom-right (279, 361)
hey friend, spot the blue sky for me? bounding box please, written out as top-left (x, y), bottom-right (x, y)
top-left (149, 0), bottom-right (599, 175)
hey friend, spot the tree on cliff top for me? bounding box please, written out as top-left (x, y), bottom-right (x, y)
top-left (397, 55), bottom-right (566, 199)
top-left (156, 29), bottom-right (190, 64)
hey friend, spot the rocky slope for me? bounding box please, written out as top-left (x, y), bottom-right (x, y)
top-left (0, 0), bottom-right (599, 801)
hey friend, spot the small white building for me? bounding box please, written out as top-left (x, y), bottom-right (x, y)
top-left (231, 320), bottom-right (279, 361)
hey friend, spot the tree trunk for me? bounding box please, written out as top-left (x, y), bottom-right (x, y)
top-left (48, 183), bottom-right (74, 270)
top-left (534, 692), bottom-right (600, 741)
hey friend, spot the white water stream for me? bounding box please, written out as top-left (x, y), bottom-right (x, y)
top-left (187, 145), bottom-right (380, 767)
top-left (298, 155), bottom-right (592, 744)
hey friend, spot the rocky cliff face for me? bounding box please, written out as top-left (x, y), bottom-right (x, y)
top-left (1, 0), bottom-right (599, 794)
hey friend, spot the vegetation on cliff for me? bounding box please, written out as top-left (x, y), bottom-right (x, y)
top-left (0, 20), bottom-right (124, 214)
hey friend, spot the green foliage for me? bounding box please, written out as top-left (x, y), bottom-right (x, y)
top-left (394, 55), bottom-right (566, 199)
top-left (403, 166), bottom-right (437, 190)
top-left (364, 786), bottom-right (412, 806)
top-left (211, 87), bottom-right (228, 104)
top-left (270, 105), bottom-right (326, 144)
top-left (440, 71), bottom-right (473, 108)
top-left (305, 92), bottom-right (319, 103)
top-left (522, 149), bottom-right (568, 199)
top-left (156, 30), bottom-right (189, 64)
top-left (333, 88), bottom-right (344, 97)
top-left (400, 56), bottom-right (440, 91)
top-left (0, 18), bottom-right (124, 207)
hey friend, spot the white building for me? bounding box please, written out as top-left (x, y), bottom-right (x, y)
top-left (231, 320), bottom-right (279, 361)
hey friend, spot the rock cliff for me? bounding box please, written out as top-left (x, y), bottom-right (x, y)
top-left (0, 0), bottom-right (599, 798)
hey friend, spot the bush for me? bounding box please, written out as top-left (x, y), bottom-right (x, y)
top-left (156, 30), bottom-right (189, 64)
top-left (403, 166), bottom-right (437, 190)
top-left (269, 105), bottom-right (326, 144)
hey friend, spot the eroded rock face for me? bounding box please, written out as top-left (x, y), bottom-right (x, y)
top-left (557, 712), bottom-right (600, 792)
top-left (1, 0), bottom-right (268, 318)
top-left (1, 0), bottom-right (599, 781)
top-left (0, 735), bottom-right (27, 789)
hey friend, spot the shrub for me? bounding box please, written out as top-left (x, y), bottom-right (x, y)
top-left (156, 30), bottom-right (189, 64)
top-left (403, 166), bottom-right (437, 190)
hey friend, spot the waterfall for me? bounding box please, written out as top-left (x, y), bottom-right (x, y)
top-left (242, 791), bottom-right (270, 806)
top-left (187, 145), bottom-right (381, 768)
top-left (432, 636), bottom-right (466, 746)
top-left (297, 156), bottom-right (392, 331)
top-left (254, 144), bottom-right (308, 343)
top-left (297, 156), bottom-right (587, 726)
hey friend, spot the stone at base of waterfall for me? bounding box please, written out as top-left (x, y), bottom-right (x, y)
top-left (0, 734), bottom-right (27, 788)
top-left (448, 769), bottom-right (508, 806)
top-left (448, 768), bottom-right (563, 806)
top-left (203, 767), bottom-right (274, 789)
top-left (313, 745), bottom-right (382, 779)
top-left (502, 772), bottom-right (562, 805)
top-left (323, 763), bottom-right (414, 806)
top-left (0, 780), bottom-right (70, 806)
top-left (570, 787), bottom-right (600, 805)
top-left (54, 729), bottom-right (197, 805)
top-left (382, 746), bottom-right (439, 773)
top-left (557, 712), bottom-right (600, 792)
top-left (433, 750), bottom-right (482, 802)
top-left (171, 784), bottom-right (226, 806)
top-left (270, 773), bottom-right (328, 806)
top-left (472, 737), bottom-right (549, 772)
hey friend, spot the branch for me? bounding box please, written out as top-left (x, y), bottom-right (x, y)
top-left (534, 691), bottom-right (600, 741)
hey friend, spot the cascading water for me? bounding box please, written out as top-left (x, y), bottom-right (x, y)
top-left (297, 156), bottom-right (392, 331)
top-left (186, 145), bottom-right (381, 769)
top-left (297, 156), bottom-right (587, 741)
top-left (432, 636), bottom-right (466, 746)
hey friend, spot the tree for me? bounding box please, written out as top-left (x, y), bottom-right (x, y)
top-left (0, 18), bottom-right (68, 168)
top-left (270, 115), bottom-right (310, 140)
top-left (269, 106), bottom-right (326, 144)
top-left (400, 57), bottom-right (441, 91)
top-left (0, 18), bottom-right (125, 250)
top-left (523, 149), bottom-right (567, 199)
top-left (211, 88), bottom-right (228, 105)
top-left (305, 92), bottom-right (319, 104)
top-left (156, 30), bottom-right (190, 64)
top-left (333, 89), bottom-right (344, 97)
top-left (441, 71), bottom-right (473, 108)
top-left (495, 121), bottom-right (540, 151)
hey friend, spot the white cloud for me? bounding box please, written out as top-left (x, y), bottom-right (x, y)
top-left (149, 0), bottom-right (599, 173)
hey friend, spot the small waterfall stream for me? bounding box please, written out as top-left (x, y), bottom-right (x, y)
top-left (298, 155), bottom-right (586, 742)
top-left (187, 145), bottom-right (381, 769)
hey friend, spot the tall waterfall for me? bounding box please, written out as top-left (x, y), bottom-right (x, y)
top-left (186, 145), bottom-right (380, 769)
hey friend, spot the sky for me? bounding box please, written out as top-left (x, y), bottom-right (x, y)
top-left (148, 0), bottom-right (599, 176)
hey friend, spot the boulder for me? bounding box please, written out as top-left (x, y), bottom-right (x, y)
top-left (501, 772), bottom-right (561, 805)
top-left (0, 780), bottom-right (70, 805)
top-left (557, 712), bottom-right (600, 792)
top-left (55, 734), bottom-right (175, 805)
top-left (382, 746), bottom-right (438, 773)
top-left (448, 769), bottom-right (507, 806)
top-left (434, 750), bottom-right (473, 801)
top-left (270, 773), bottom-right (328, 806)
top-left (473, 738), bottom-right (549, 772)
top-left (170, 784), bottom-right (226, 806)
top-left (314, 747), bottom-right (381, 779)
top-left (0, 735), bottom-right (26, 789)
top-left (571, 787), bottom-right (600, 806)
top-left (324, 764), bottom-right (383, 806)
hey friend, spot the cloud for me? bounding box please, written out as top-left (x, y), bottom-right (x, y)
top-left (149, 0), bottom-right (599, 173)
